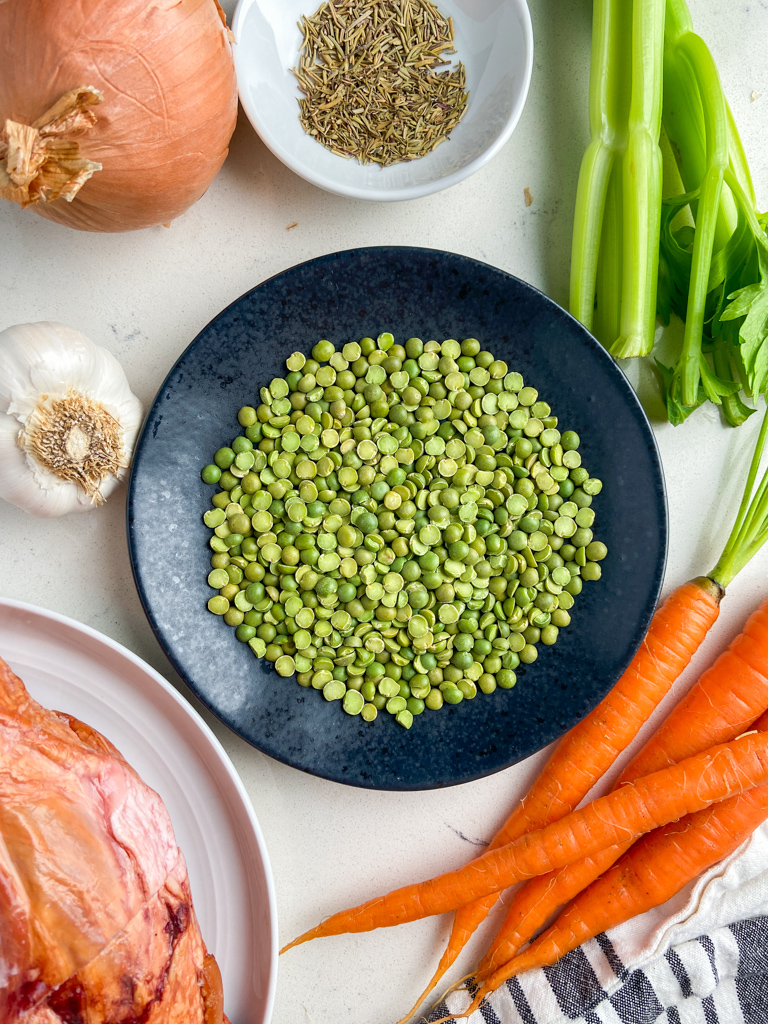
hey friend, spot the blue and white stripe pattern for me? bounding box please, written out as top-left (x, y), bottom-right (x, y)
top-left (422, 917), bottom-right (768, 1024)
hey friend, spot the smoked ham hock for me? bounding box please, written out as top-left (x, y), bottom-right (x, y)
top-left (0, 655), bottom-right (228, 1023)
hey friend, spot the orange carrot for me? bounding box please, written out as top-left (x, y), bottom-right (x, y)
top-left (402, 406), bottom-right (768, 1020)
top-left (474, 708), bottom-right (768, 1000)
top-left (395, 576), bottom-right (722, 1020)
top-left (478, 593), bottom-right (768, 977)
top-left (475, 848), bottom-right (626, 981)
top-left (281, 730), bottom-right (768, 952)
top-left (624, 595), bottom-right (768, 775)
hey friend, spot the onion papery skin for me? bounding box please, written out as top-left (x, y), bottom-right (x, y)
top-left (0, 0), bottom-right (238, 232)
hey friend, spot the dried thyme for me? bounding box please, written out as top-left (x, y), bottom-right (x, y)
top-left (293, 0), bottom-right (468, 167)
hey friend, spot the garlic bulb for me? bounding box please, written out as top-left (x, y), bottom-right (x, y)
top-left (0, 0), bottom-right (237, 232)
top-left (0, 322), bottom-right (144, 516)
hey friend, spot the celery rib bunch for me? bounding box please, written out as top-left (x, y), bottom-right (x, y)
top-left (572, 0), bottom-right (768, 427)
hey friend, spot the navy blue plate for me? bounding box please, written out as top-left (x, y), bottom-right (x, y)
top-left (127, 247), bottom-right (667, 791)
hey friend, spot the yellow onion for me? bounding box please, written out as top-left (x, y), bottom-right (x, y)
top-left (0, 0), bottom-right (237, 232)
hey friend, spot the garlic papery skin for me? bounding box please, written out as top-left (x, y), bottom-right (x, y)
top-left (0, 322), bottom-right (144, 517)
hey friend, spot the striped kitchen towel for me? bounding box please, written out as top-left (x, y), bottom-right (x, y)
top-left (419, 821), bottom-right (768, 1024)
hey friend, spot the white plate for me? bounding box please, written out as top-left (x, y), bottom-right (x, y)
top-left (232, 0), bottom-right (534, 201)
top-left (0, 598), bottom-right (277, 1024)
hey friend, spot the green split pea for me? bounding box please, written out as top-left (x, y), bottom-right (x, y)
top-left (200, 333), bottom-right (608, 727)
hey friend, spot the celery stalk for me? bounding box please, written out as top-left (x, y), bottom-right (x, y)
top-left (569, 0), bottom-right (631, 333)
top-left (611, 0), bottom-right (666, 358)
top-left (615, 133), bottom-right (663, 357)
top-left (675, 32), bottom-right (729, 405)
top-left (665, 0), bottom-right (691, 39)
top-left (594, 161), bottom-right (623, 346)
top-left (663, 1), bottom-right (751, 255)
top-left (662, 28), bottom-right (735, 248)
top-left (570, 142), bottom-right (615, 332)
top-left (727, 100), bottom-right (756, 209)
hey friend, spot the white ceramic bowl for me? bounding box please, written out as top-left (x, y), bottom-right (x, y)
top-left (231, 0), bottom-right (533, 201)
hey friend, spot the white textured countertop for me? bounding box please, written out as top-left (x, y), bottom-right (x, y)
top-left (2, 2), bottom-right (768, 1022)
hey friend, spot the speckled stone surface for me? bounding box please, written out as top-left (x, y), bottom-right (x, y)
top-left (3, 1), bottom-right (767, 1017)
top-left (127, 246), bottom-right (666, 790)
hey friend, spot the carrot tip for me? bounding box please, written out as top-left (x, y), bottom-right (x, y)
top-left (427, 1013), bottom-right (472, 1024)
top-left (396, 970), bottom-right (474, 1024)
top-left (423, 977), bottom-right (488, 1024)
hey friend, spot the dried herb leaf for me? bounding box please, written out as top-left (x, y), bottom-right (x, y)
top-left (293, 0), bottom-right (468, 167)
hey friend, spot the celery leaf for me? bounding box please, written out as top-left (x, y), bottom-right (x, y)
top-left (721, 244), bottom-right (768, 395)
